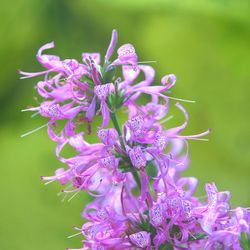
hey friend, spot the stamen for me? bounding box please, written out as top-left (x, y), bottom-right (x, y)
top-left (57, 184), bottom-right (73, 196)
top-left (67, 231), bottom-right (82, 239)
top-left (61, 193), bottom-right (69, 202)
top-left (176, 129), bottom-right (211, 141)
top-left (20, 123), bottom-right (48, 138)
top-left (188, 138), bottom-right (209, 141)
top-left (167, 96), bottom-right (195, 103)
top-left (159, 115), bottom-right (174, 124)
top-left (137, 60), bottom-right (157, 64)
top-left (189, 231), bottom-right (197, 240)
top-left (44, 179), bottom-right (56, 185)
top-left (31, 112), bottom-right (39, 118)
top-left (68, 190), bottom-right (81, 202)
top-left (21, 107), bottom-right (39, 112)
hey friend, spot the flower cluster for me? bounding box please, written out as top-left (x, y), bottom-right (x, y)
top-left (21, 30), bottom-right (250, 249)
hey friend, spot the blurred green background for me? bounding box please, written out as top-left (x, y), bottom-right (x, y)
top-left (0, 0), bottom-right (250, 249)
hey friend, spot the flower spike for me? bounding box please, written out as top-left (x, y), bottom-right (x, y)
top-left (21, 30), bottom-right (249, 250)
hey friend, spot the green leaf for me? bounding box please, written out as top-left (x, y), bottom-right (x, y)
top-left (159, 242), bottom-right (174, 250)
top-left (188, 233), bottom-right (207, 242)
top-left (240, 233), bottom-right (250, 250)
top-left (145, 161), bottom-right (158, 177)
top-left (102, 66), bottom-right (116, 83)
top-left (118, 166), bottom-right (134, 173)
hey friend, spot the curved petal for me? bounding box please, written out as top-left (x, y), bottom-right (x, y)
top-left (105, 29), bottom-right (118, 62)
top-left (36, 42), bottom-right (64, 70)
top-left (161, 74), bottom-right (176, 90)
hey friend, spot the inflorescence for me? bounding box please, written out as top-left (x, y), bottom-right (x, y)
top-left (21, 30), bottom-right (250, 249)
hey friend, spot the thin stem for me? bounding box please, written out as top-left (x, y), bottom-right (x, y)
top-left (110, 111), bottom-right (142, 200)
top-left (132, 170), bottom-right (141, 190)
top-left (110, 112), bottom-right (122, 136)
top-left (110, 111), bottom-right (127, 151)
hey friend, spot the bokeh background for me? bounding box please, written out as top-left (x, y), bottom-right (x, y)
top-left (1, 0), bottom-right (250, 249)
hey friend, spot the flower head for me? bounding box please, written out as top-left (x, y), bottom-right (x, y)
top-left (21, 30), bottom-right (249, 250)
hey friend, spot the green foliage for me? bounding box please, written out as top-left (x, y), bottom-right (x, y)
top-left (159, 242), bottom-right (174, 250)
top-left (102, 65), bottom-right (116, 83)
top-left (241, 233), bottom-right (250, 250)
top-left (188, 233), bottom-right (208, 242)
top-left (146, 161), bottom-right (158, 178)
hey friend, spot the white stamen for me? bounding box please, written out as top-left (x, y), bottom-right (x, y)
top-left (168, 96), bottom-right (195, 103)
top-left (176, 129), bottom-right (211, 141)
top-left (61, 193), bottom-right (68, 202)
top-left (67, 232), bottom-right (82, 239)
top-left (21, 107), bottom-right (38, 112)
top-left (188, 231), bottom-right (197, 240)
top-left (44, 179), bottom-right (56, 185)
top-left (31, 112), bottom-right (39, 118)
top-left (20, 123), bottom-right (48, 138)
top-left (137, 60), bottom-right (157, 64)
top-left (180, 138), bottom-right (209, 141)
top-left (159, 115), bottom-right (173, 124)
top-left (68, 190), bottom-right (80, 202)
top-left (58, 184), bottom-right (73, 196)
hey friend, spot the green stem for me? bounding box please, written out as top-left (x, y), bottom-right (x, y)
top-left (110, 111), bottom-right (127, 151)
top-left (110, 111), bottom-right (142, 194)
top-left (132, 170), bottom-right (141, 190)
top-left (110, 112), bottom-right (122, 136)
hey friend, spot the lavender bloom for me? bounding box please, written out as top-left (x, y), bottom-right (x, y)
top-left (21, 30), bottom-right (249, 250)
top-left (128, 146), bottom-right (147, 170)
top-left (105, 29), bottom-right (118, 63)
top-left (112, 43), bottom-right (138, 66)
top-left (129, 231), bottom-right (151, 248)
top-left (94, 83), bottom-right (115, 128)
top-left (97, 128), bottom-right (118, 146)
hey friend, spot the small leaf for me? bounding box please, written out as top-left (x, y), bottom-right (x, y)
top-left (240, 233), bottom-right (250, 250)
top-left (102, 66), bottom-right (116, 83)
top-left (188, 233), bottom-right (207, 242)
top-left (159, 242), bottom-right (174, 250)
top-left (146, 161), bottom-right (158, 177)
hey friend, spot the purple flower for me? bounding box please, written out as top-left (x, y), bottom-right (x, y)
top-left (129, 231), bottom-right (151, 248)
top-left (150, 203), bottom-right (164, 227)
top-left (94, 83), bottom-right (115, 128)
top-left (113, 44), bottom-right (138, 66)
top-left (97, 128), bottom-right (118, 146)
top-left (235, 207), bottom-right (250, 232)
top-left (204, 230), bottom-right (241, 250)
top-left (128, 146), bottom-right (147, 170)
top-left (105, 29), bottom-right (118, 63)
top-left (21, 30), bottom-right (249, 250)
